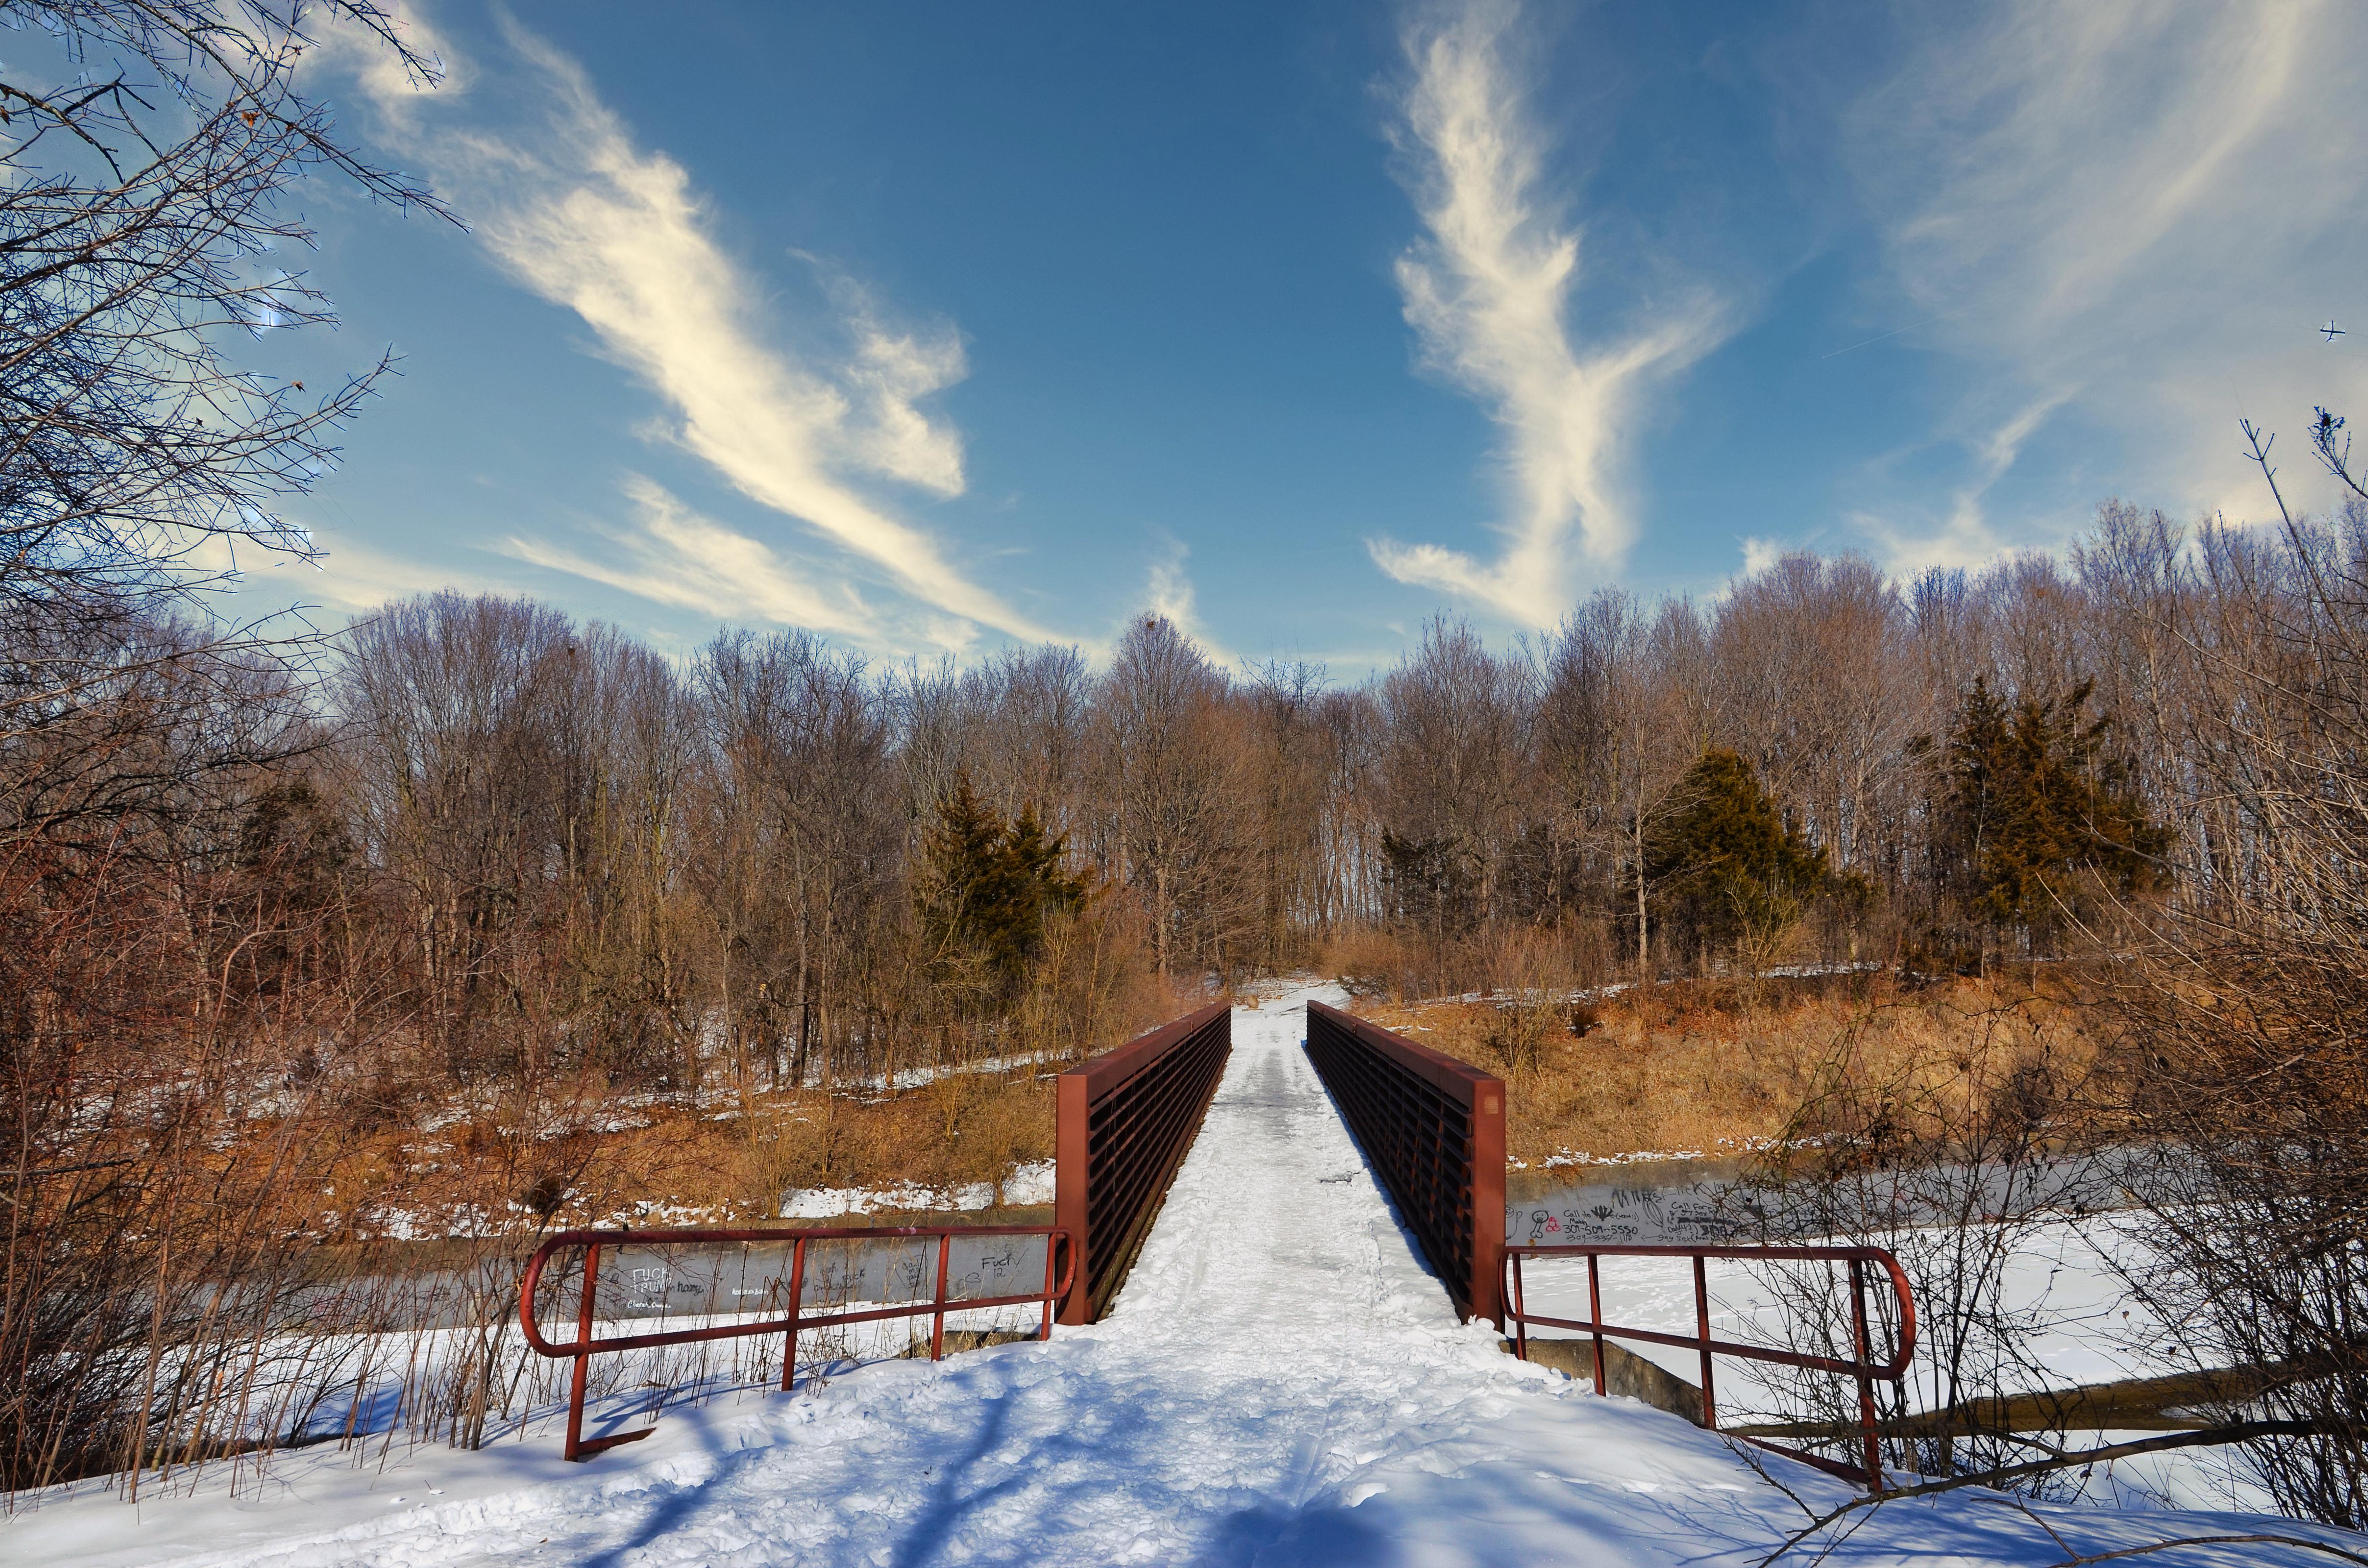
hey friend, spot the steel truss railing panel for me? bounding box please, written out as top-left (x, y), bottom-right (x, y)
top-left (1304, 1000), bottom-right (1505, 1323)
top-left (1054, 1001), bottom-right (1232, 1323)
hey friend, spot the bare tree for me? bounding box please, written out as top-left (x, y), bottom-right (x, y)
top-left (698, 629), bottom-right (900, 1089)
top-left (1714, 552), bottom-right (1915, 907)
top-left (2, 0), bottom-right (451, 723)
top-left (1242, 658), bottom-right (1338, 968)
top-left (962, 644), bottom-right (1094, 837)
top-left (0, 0), bottom-right (450, 1496)
top-left (2092, 416), bottom-right (2368, 1530)
top-left (1090, 615), bottom-right (1251, 982)
top-left (1373, 617), bottom-right (1533, 984)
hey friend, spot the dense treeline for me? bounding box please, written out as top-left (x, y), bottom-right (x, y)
top-left (10, 499), bottom-right (2338, 1178)
top-left (16, 502), bottom-right (2228, 1115)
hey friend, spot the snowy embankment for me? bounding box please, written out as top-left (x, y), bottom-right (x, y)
top-left (781, 1158), bottom-right (1054, 1218)
top-left (10, 987), bottom-right (2358, 1566)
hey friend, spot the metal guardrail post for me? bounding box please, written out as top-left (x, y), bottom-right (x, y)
top-left (1850, 1258), bottom-right (1884, 1492)
top-left (1054, 1001), bottom-right (1232, 1324)
top-left (1587, 1253), bottom-right (1606, 1396)
top-left (1694, 1254), bottom-right (1716, 1428)
top-left (931, 1233), bottom-right (951, 1360)
top-left (1304, 1000), bottom-right (1505, 1324)
top-left (1054, 1071), bottom-right (1089, 1322)
top-left (565, 1240), bottom-right (600, 1462)
top-left (1039, 1228), bottom-right (1059, 1341)
top-left (779, 1235), bottom-right (806, 1393)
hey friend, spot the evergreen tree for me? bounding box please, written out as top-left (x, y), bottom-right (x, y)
top-left (1934, 677), bottom-right (2169, 950)
top-left (995, 800), bottom-right (1087, 977)
top-left (1380, 828), bottom-right (1482, 958)
top-left (918, 773), bottom-right (1087, 999)
top-left (1642, 749), bottom-right (1830, 966)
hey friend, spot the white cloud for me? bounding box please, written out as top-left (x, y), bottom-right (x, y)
top-left (1851, 509), bottom-right (2002, 577)
top-left (1738, 536), bottom-right (1784, 579)
top-left (1860, 394), bottom-right (2072, 574)
top-left (1845, 0), bottom-right (2368, 556)
top-left (310, 1), bottom-right (466, 124)
top-left (1134, 536), bottom-right (1236, 668)
top-left (1147, 539), bottom-right (1197, 629)
top-left (337, 15), bottom-right (1047, 644)
top-left (501, 475), bottom-right (890, 642)
top-left (243, 528), bottom-right (508, 613)
top-left (839, 290), bottom-right (970, 497)
top-left (1367, 0), bottom-right (1728, 627)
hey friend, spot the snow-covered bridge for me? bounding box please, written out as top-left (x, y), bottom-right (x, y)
top-left (13, 990), bottom-right (2356, 1566)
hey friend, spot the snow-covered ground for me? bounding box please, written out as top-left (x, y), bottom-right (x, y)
top-left (1517, 1217), bottom-right (2170, 1397)
top-left (781, 1159), bottom-right (1055, 1218)
top-left (1372, 958), bottom-right (1887, 1014)
top-left (1510, 1223), bottom-right (2282, 1514)
top-left (10, 986), bottom-right (2357, 1565)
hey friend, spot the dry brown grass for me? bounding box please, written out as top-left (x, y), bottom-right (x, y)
top-left (247, 968), bottom-right (1201, 1247)
top-left (1360, 968), bottom-right (2108, 1165)
top-left (260, 1065), bottom-right (1064, 1245)
top-left (269, 972), bottom-right (2101, 1234)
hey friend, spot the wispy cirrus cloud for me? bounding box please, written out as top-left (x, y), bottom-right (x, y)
top-left (241, 527), bottom-right (513, 614)
top-left (1857, 393), bottom-right (2073, 573)
top-left (500, 475), bottom-right (885, 641)
top-left (1845, 0), bottom-right (2368, 561)
top-left (1367, 0), bottom-right (1728, 627)
top-left (1145, 538), bottom-right (1197, 630)
top-left (340, 12), bottom-right (1046, 648)
top-left (1134, 534), bottom-right (1239, 668)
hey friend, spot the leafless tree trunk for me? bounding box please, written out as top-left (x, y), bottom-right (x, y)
top-left (1090, 616), bottom-right (1253, 983)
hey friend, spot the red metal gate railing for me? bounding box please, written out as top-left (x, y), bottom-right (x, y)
top-left (520, 1223), bottom-right (1073, 1461)
top-left (1055, 1000), bottom-right (1231, 1323)
top-left (1504, 1242), bottom-right (1916, 1490)
top-left (1305, 1000), bottom-right (1505, 1323)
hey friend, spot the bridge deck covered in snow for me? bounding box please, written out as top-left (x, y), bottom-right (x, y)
top-left (11, 989), bottom-right (2356, 1566)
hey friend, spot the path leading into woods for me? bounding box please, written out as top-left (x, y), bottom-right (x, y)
top-left (13, 987), bottom-right (2354, 1566)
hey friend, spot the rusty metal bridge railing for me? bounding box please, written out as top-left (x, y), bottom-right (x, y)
top-left (1055, 1000), bottom-right (1232, 1323)
top-left (1305, 1000), bottom-right (1505, 1323)
top-left (521, 1223), bottom-right (1073, 1461)
top-left (1504, 1242), bottom-right (1917, 1491)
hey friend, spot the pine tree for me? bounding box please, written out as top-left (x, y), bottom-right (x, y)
top-left (1642, 749), bottom-right (1830, 967)
top-left (1380, 829), bottom-right (1481, 958)
top-left (1935, 677), bottom-right (2169, 951)
top-left (918, 773), bottom-right (1087, 1001)
top-left (995, 800), bottom-right (1087, 980)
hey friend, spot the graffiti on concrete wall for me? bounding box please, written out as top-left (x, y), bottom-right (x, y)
top-left (1509, 1175), bottom-right (1744, 1246)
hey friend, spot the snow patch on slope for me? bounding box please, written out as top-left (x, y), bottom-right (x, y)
top-left (780, 1159), bottom-right (1055, 1218)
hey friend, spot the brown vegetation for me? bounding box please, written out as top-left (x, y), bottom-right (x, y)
top-left (276, 1066), bottom-right (1069, 1246)
top-left (1360, 967), bottom-right (2106, 1168)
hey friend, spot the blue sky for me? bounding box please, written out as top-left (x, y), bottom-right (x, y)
top-left (228, 0), bottom-right (2368, 670)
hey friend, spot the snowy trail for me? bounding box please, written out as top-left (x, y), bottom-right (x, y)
top-left (12, 989), bottom-right (2359, 1566)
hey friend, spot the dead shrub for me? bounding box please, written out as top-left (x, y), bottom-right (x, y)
top-left (1369, 969), bottom-right (2103, 1166)
top-left (1321, 925), bottom-right (1419, 1000)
